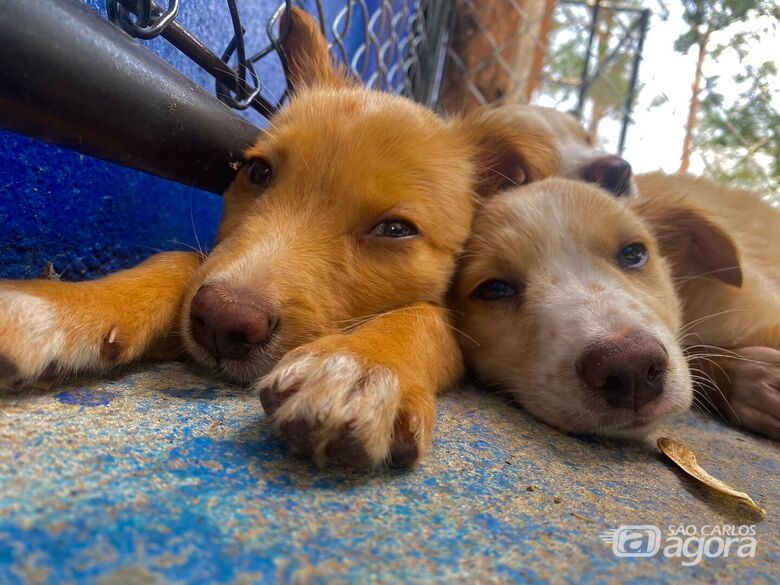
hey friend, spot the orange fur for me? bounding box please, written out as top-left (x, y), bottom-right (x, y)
top-left (0, 8), bottom-right (560, 467)
top-left (0, 252), bottom-right (200, 381)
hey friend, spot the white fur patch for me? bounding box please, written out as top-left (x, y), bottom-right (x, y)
top-left (0, 289), bottom-right (63, 380)
top-left (523, 241), bottom-right (691, 433)
top-left (209, 231), bottom-right (290, 285)
top-left (558, 143), bottom-right (603, 180)
top-left (259, 352), bottom-right (401, 466)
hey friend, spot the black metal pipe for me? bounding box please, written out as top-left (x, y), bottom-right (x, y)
top-left (0, 0), bottom-right (262, 194)
top-left (576, 0), bottom-right (601, 116)
top-left (112, 0), bottom-right (282, 116)
top-left (412, 0), bottom-right (453, 107)
top-left (618, 9), bottom-right (650, 154)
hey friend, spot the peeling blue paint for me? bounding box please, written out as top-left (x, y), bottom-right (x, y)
top-left (161, 385), bottom-right (218, 400)
top-left (55, 389), bottom-right (116, 407)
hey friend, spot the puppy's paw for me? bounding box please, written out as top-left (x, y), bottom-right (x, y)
top-left (0, 289), bottom-right (62, 386)
top-left (0, 287), bottom-right (119, 387)
top-left (722, 347), bottom-right (780, 440)
top-left (258, 346), bottom-right (432, 469)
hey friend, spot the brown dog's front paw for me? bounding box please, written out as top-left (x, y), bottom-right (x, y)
top-left (258, 350), bottom-right (431, 469)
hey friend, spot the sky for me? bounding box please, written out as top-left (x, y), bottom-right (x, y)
top-left (622, 5), bottom-right (778, 177)
top-left (536, 2), bottom-right (779, 183)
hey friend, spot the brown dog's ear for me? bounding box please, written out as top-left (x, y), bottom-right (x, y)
top-left (279, 8), bottom-right (349, 91)
top-left (636, 200), bottom-right (743, 287)
top-left (453, 108), bottom-right (560, 197)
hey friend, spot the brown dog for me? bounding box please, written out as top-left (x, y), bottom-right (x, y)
top-left (466, 105), bottom-right (780, 439)
top-left (0, 9), bottom-right (559, 467)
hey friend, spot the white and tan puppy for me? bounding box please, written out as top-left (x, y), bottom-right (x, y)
top-left (450, 178), bottom-right (692, 435)
top-left (477, 104), bottom-right (780, 440)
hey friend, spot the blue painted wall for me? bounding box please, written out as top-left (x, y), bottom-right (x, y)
top-left (0, 0), bottom-right (387, 280)
top-left (0, 0), bottom-right (276, 280)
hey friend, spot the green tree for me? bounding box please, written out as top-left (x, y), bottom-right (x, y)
top-left (674, 0), bottom-right (778, 174)
top-left (541, 2), bottom-right (641, 142)
top-left (697, 58), bottom-right (780, 196)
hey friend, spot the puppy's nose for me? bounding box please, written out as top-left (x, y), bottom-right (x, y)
top-left (582, 156), bottom-right (633, 197)
top-left (189, 284), bottom-right (279, 360)
top-left (576, 330), bottom-right (668, 410)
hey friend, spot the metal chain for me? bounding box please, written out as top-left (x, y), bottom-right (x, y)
top-left (104, 0), bottom-right (436, 118)
top-left (107, 0), bottom-right (180, 40)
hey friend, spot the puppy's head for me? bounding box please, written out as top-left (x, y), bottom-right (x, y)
top-left (489, 105), bottom-right (637, 197)
top-left (450, 178), bottom-right (692, 435)
top-left (180, 8), bottom-right (558, 382)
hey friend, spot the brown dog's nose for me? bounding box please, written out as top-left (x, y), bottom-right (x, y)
top-left (189, 284), bottom-right (278, 360)
top-left (582, 156), bottom-right (633, 197)
top-left (576, 330), bottom-right (668, 410)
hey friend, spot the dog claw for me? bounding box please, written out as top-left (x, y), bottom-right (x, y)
top-left (389, 430), bottom-right (420, 468)
top-left (0, 354), bottom-right (19, 382)
top-left (258, 380), bottom-right (301, 415)
top-left (278, 418), bottom-right (318, 456)
top-left (324, 429), bottom-right (373, 470)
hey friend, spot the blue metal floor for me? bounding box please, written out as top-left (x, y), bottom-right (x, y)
top-left (1, 363), bottom-right (777, 583)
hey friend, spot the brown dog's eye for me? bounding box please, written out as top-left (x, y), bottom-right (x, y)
top-left (246, 158), bottom-right (272, 188)
top-left (473, 279), bottom-right (518, 301)
top-left (370, 220), bottom-right (418, 238)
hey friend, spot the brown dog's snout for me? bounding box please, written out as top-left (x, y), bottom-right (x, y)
top-left (189, 284), bottom-right (279, 360)
top-left (576, 330), bottom-right (668, 411)
top-left (582, 156), bottom-right (633, 197)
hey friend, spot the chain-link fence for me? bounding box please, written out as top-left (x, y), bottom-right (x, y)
top-left (105, 0), bottom-right (449, 116)
top-left (435, 0), bottom-right (778, 200)
top-left (104, 0), bottom-right (779, 200)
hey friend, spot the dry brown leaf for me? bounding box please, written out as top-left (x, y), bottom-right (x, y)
top-left (658, 437), bottom-right (766, 519)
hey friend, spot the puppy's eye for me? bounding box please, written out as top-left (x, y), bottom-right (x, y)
top-left (370, 220), bottom-right (418, 238)
top-left (618, 243), bottom-right (648, 269)
top-left (473, 279), bottom-right (518, 300)
top-left (246, 158), bottom-right (272, 188)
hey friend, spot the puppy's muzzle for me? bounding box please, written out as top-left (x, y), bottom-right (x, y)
top-left (189, 284), bottom-right (279, 361)
top-left (576, 330), bottom-right (668, 411)
top-left (582, 155), bottom-right (633, 197)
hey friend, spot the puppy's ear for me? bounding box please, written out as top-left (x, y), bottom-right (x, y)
top-left (453, 108), bottom-right (560, 197)
top-left (279, 8), bottom-right (348, 91)
top-left (636, 200), bottom-right (743, 287)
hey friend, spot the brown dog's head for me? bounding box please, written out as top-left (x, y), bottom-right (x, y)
top-left (450, 178), bottom-right (692, 435)
top-left (180, 9), bottom-right (559, 382)
top-left (490, 105), bottom-right (637, 198)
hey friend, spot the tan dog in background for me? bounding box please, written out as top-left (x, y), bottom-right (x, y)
top-left (487, 105), bottom-right (636, 197)
top-left (474, 105), bottom-right (780, 439)
top-left (0, 8), bottom-right (559, 468)
top-left (634, 173), bottom-right (780, 439)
